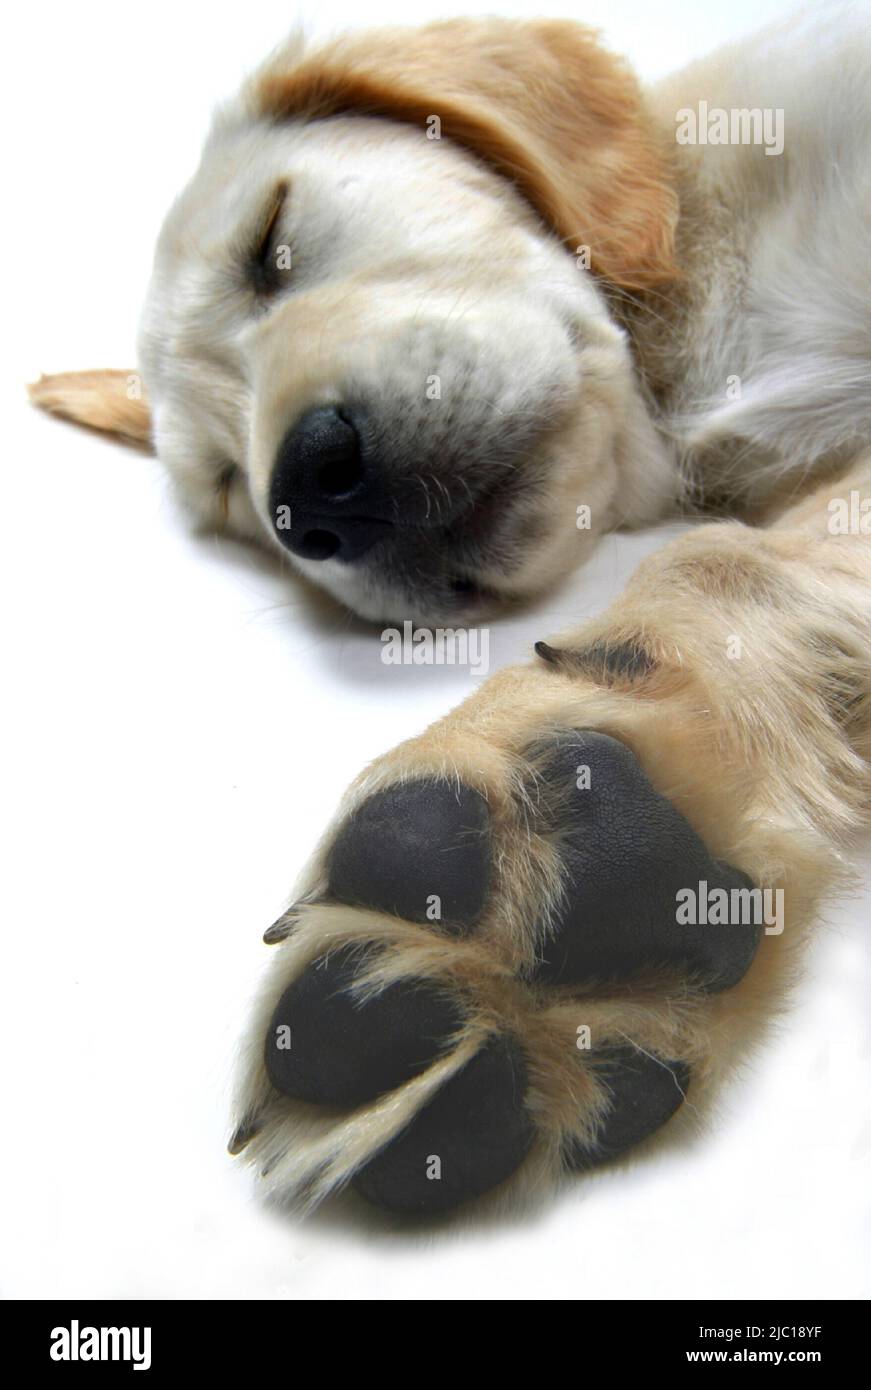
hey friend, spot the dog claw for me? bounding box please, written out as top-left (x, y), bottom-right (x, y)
top-left (263, 912), bottom-right (299, 945)
top-left (228, 1115), bottom-right (262, 1155)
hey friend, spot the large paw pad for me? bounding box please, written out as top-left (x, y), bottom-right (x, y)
top-left (529, 732), bottom-right (761, 990)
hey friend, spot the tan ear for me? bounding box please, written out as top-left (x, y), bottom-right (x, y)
top-left (28, 369), bottom-right (152, 446)
top-left (254, 18), bottom-right (679, 292)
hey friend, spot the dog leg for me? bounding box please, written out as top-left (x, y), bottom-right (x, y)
top-left (232, 460), bottom-right (871, 1216)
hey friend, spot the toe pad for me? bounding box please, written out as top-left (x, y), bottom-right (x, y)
top-left (264, 946), bottom-right (464, 1108)
top-left (354, 1035), bottom-right (534, 1214)
top-left (328, 780), bottom-right (490, 930)
top-left (567, 1046), bottom-right (690, 1168)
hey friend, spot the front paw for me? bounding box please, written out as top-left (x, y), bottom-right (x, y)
top-left (231, 721), bottom-right (767, 1217)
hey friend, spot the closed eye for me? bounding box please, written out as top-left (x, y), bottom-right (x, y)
top-left (248, 181), bottom-right (291, 295)
top-left (215, 462), bottom-right (239, 523)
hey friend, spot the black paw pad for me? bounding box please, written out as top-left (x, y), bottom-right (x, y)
top-left (353, 1035), bottom-right (534, 1214)
top-left (530, 731), bottom-right (762, 991)
top-left (566, 1047), bottom-right (690, 1169)
top-left (327, 779), bottom-right (490, 930)
top-left (264, 946), bottom-right (464, 1108)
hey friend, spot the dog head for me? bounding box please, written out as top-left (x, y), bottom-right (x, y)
top-left (42, 19), bottom-right (680, 623)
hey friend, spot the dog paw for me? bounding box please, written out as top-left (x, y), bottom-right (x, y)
top-left (232, 729), bottom-right (764, 1216)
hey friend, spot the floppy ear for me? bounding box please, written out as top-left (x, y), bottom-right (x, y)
top-left (28, 369), bottom-right (152, 446)
top-left (254, 18), bottom-right (679, 292)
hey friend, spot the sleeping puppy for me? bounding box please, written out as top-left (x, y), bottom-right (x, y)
top-left (32, 7), bottom-right (871, 1216)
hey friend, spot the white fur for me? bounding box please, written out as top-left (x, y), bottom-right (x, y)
top-left (650, 1), bottom-right (871, 502)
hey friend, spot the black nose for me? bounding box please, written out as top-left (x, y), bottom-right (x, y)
top-left (269, 406), bottom-right (393, 562)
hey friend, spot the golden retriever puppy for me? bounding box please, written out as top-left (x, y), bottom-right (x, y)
top-left (32, 6), bottom-right (871, 1216)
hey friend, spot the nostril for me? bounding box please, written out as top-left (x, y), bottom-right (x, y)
top-left (451, 578), bottom-right (478, 598)
top-left (298, 529), bottom-right (341, 561)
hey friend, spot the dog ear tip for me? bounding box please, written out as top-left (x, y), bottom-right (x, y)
top-left (23, 368), bottom-right (152, 444)
top-left (26, 370), bottom-right (75, 405)
top-left (26, 373), bottom-right (50, 400)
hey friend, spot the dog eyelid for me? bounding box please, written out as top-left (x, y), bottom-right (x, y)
top-left (214, 462), bottom-right (238, 523)
top-left (247, 180), bottom-right (291, 293)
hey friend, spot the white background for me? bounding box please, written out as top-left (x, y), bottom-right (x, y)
top-left (2, 0), bottom-right (869, 1300)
